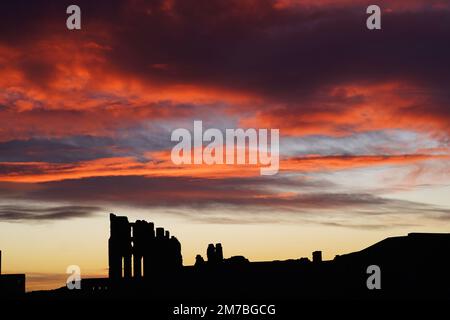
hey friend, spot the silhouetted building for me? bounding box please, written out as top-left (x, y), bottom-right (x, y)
top-left (0, 250), bottom-right (26, 297)
top-left (313, 251), bottom-right (322, 263)
top-left (109, 213), bottom-right (182, 281)
top-left (206, 243), bottom-right (224, 265)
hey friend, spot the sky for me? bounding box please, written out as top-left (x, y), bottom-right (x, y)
top-left (0, 0), bottom-right (449, 291)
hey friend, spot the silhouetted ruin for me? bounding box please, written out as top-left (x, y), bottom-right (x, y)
top-left (3, 214), bottom-right (449, 302)
top-left (78, 216), bottom-right (450, 300)
top-left (206, 243), bottom-right (224, 265)
top-left (312, 250), bottom-right (322, 263)
top-left (108, 214), bottom-right (182, 281)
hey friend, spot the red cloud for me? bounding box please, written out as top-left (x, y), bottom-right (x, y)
top-left (0, 152), bottom-right (447, 183)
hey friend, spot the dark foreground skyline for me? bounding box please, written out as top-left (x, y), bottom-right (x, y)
top-left (2, 213), bottom-right (449, 301)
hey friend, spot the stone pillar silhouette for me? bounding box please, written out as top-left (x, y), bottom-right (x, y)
top-left (124, 253), bottom-right (132, 279)
top-left (132, 220), bottom-right (147, 279)
top-left (109, 213), bottom-right (132, 280)
top-left (133, 253), bottom-right (142, 278)
top-left (109, 214), bottom-right (122, 280)
top-left (153, 227), bottom-right (165, 272)
top-left (170, 236), bottom-right (183, 269)
top-left (207, 243), bottom-right (216, 264)
top-left (216, 243), bottom-right (223, 262)
top-left (142, 221), bottom-right (155, 278)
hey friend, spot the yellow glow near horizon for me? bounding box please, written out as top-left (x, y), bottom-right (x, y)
top-left (1, 203), bottom-right (450, 292)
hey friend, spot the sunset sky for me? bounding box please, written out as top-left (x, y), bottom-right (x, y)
top-left (0, 0), bottom-right (449, 291)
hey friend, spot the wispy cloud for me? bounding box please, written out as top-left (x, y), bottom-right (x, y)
top-left (0, 204), bottom-right (101, 222)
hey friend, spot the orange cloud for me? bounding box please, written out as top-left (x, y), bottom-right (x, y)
top-left (0, 152), bottom-right (447, 183)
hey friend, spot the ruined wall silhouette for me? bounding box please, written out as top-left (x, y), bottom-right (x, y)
top-left (205, 243), bottom-right (224, 265)
top-left (108, 214), bottom-right (182, 281)
top-left (75, 215), bottom-right (450, 300)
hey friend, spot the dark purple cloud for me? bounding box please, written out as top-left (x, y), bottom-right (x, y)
top-left (0, 176), bottom-right (448, 225)
top-left (1, 1), bottom-right (449, 101)
top-left (0, 204), bottom-right (100, 221)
